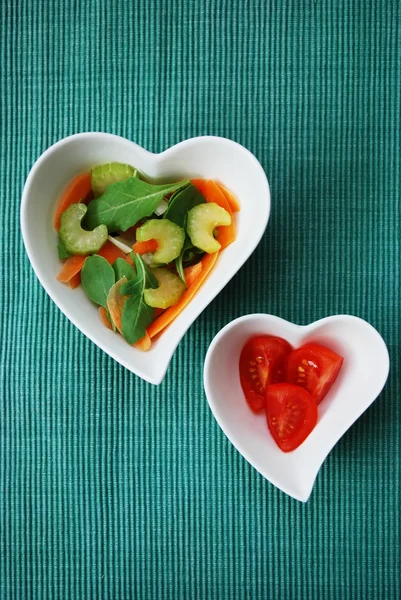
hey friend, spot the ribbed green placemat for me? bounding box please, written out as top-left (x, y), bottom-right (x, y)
top-left (1, 1), bottom-right (400, 598)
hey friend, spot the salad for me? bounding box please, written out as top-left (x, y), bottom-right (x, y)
top-left (239, 335), bottom-right (344, 451)
top-left (55, 162), bottom-right (239, 351)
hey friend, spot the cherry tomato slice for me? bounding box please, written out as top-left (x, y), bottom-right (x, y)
top-left (285, 343), bottom-right (344, 405)
top-left (239, 336), bottom-right (293, 413)
top-left (265, 383), bottom-right (317, 452)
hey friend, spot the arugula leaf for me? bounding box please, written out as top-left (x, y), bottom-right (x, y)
top-left (163, 184), bottom-right (205, 229)
top-left (120, 254), bottom-right (158, 344)
top-left (81, 255), bottom-right (116, 308)
top-left (112, 258), bottom-right (136, 282)
top-left (175, 236), bottom-right (205, 283)
top-left (121, 254), bottom-right (158, 296)
top-left (121, 295), bottom-right (154, 344)
top-left (84, 177), bottom-right (190, 233)
top-left (175, 236), bottom-right (192, 283)
top-left (57, 238), bottom-right (72, 259)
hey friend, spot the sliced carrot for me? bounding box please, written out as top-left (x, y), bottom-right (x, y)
top-left (154, 307), bottom-right (165, 318)
top-left (134, 331), bottom-right (152, 352)
top-left (190, 179), bottom-right (205, 190)
top-left (132, 239), bottom-right (158, 255)
top-left (98, 306), bottom-right (113, 330)
top-left (147, 252), bottom-right (218, 338)
top-left (216, 183), bottom-right (241, 213)
top-left (57, 255), bottom-right (87, 283)
top-left (183, 262), bottom-right (203, 286)
top-left (68, 272), bottom-right (81, 289)
top-left (54, 172), bottom-right (92, 230)
top-left (97, 240), bottom-right (126, 264)
top-left (191, 179), bottom-right (236, 250)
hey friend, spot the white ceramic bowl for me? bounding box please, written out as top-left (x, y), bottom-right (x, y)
top-left (204, 313), bottom-right (390, 501)
top-left (21, 133), bottom-right (270, 384)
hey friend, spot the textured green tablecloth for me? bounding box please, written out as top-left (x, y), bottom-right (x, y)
top-left (1, 1), bottom-right (400, 598)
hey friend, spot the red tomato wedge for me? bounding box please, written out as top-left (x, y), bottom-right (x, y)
top-left (239, 336), bottom-right (293, 413)
top-left (285, 343), bottom-right (344, 405)
top-left (265, 384), bottom-right (317, 452)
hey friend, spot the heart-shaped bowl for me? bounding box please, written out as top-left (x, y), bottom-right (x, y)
top-left (204, 313), bottom-right (390, 502)
top-left (21, 133), bottom-right (270, 384)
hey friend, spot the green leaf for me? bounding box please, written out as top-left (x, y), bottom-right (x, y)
top-left (163, 184), bottom-right (205, 229)
top-left (175, 255), bottom-right (186, 284)
top-left (84, 177), bottom-right (190, 233)
top-left (57, 238), bottom-right (72, 259)
top-left (112, 258), bottom-right (136, 282)
top-left (175, 236), bottom-right (205, 283)
top-left (81, 255), bottom-right (116, 308)
top-left (121, 254), bottom-right (158, 296)
top-left (120, 254), bottom-right (158, 344)
top-left (121, 295), bottom-right (154, 344)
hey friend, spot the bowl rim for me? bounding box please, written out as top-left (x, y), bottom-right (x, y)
top-left (20, 133), bottom-right (272, 384)
top-left (203, 312), bottom-right (390, 501)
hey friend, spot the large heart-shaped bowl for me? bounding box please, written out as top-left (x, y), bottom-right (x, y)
top-left (204, 314), bottom-right (390, 501)
top-left (21, 134), bottom-right (270, 384)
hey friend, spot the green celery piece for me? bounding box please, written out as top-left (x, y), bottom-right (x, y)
top-left (59, 203), bottom-right (108, 255)
top-left (81, 255), bottom-right (116, 308)
top-left (136, 219), bottom-right (185, 265)
top-left (112, 258), bottom-right (136, 282)
top-left (143, 268), bottom-right (186, 309)
top-left (91, 162), bottom-right (138, 198)
top-left (84, 177), bottom-right (190, 233)
top-left (186, 202), bottom-right (231, 254)
top-left (163, 184), bottom-right (205, 229)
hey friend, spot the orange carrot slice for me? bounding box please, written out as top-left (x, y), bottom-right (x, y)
top-left (191, 179), bottom-right (236, 250)
top-left (54, 172), bottom-right (92, 230)
top-left (98, 306), bottom-right (113, 330)
top-left (132, 239), bottom-right (158, 255)
top-left (147, 252), bottom-right (218, 338)
top-left (216, 183), bottom-right (241, 213)
top-left (106, 278), bottom-right (128, 333)
top-left (68, 272), bottom-right (81, 289)
top-left (134, 332), bottom-right (152, 352)
top-left (97, 241), bottom-right (126, 265)
top-left (190, 179), bottom-right (205, 189)
top-left (183, 262), bottom-right (203, 286)
top-left (57, 255), bottom-right (87, 283)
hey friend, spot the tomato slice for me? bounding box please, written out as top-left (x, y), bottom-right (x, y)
top-left (285, 343), bottom-right (344, 405)
top-left (239, 336), bottom-right (293, 413)
top-left (265, 383), bottom-right (317, 452)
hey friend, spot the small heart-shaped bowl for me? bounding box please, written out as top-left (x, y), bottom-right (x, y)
top-left (204, 314), bottom-right (389, 502)
top-left (21, 133), bottom-right (270, 384)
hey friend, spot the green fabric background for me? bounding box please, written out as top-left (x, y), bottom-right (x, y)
top-left (1, 1), bottom-right (400, 598)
